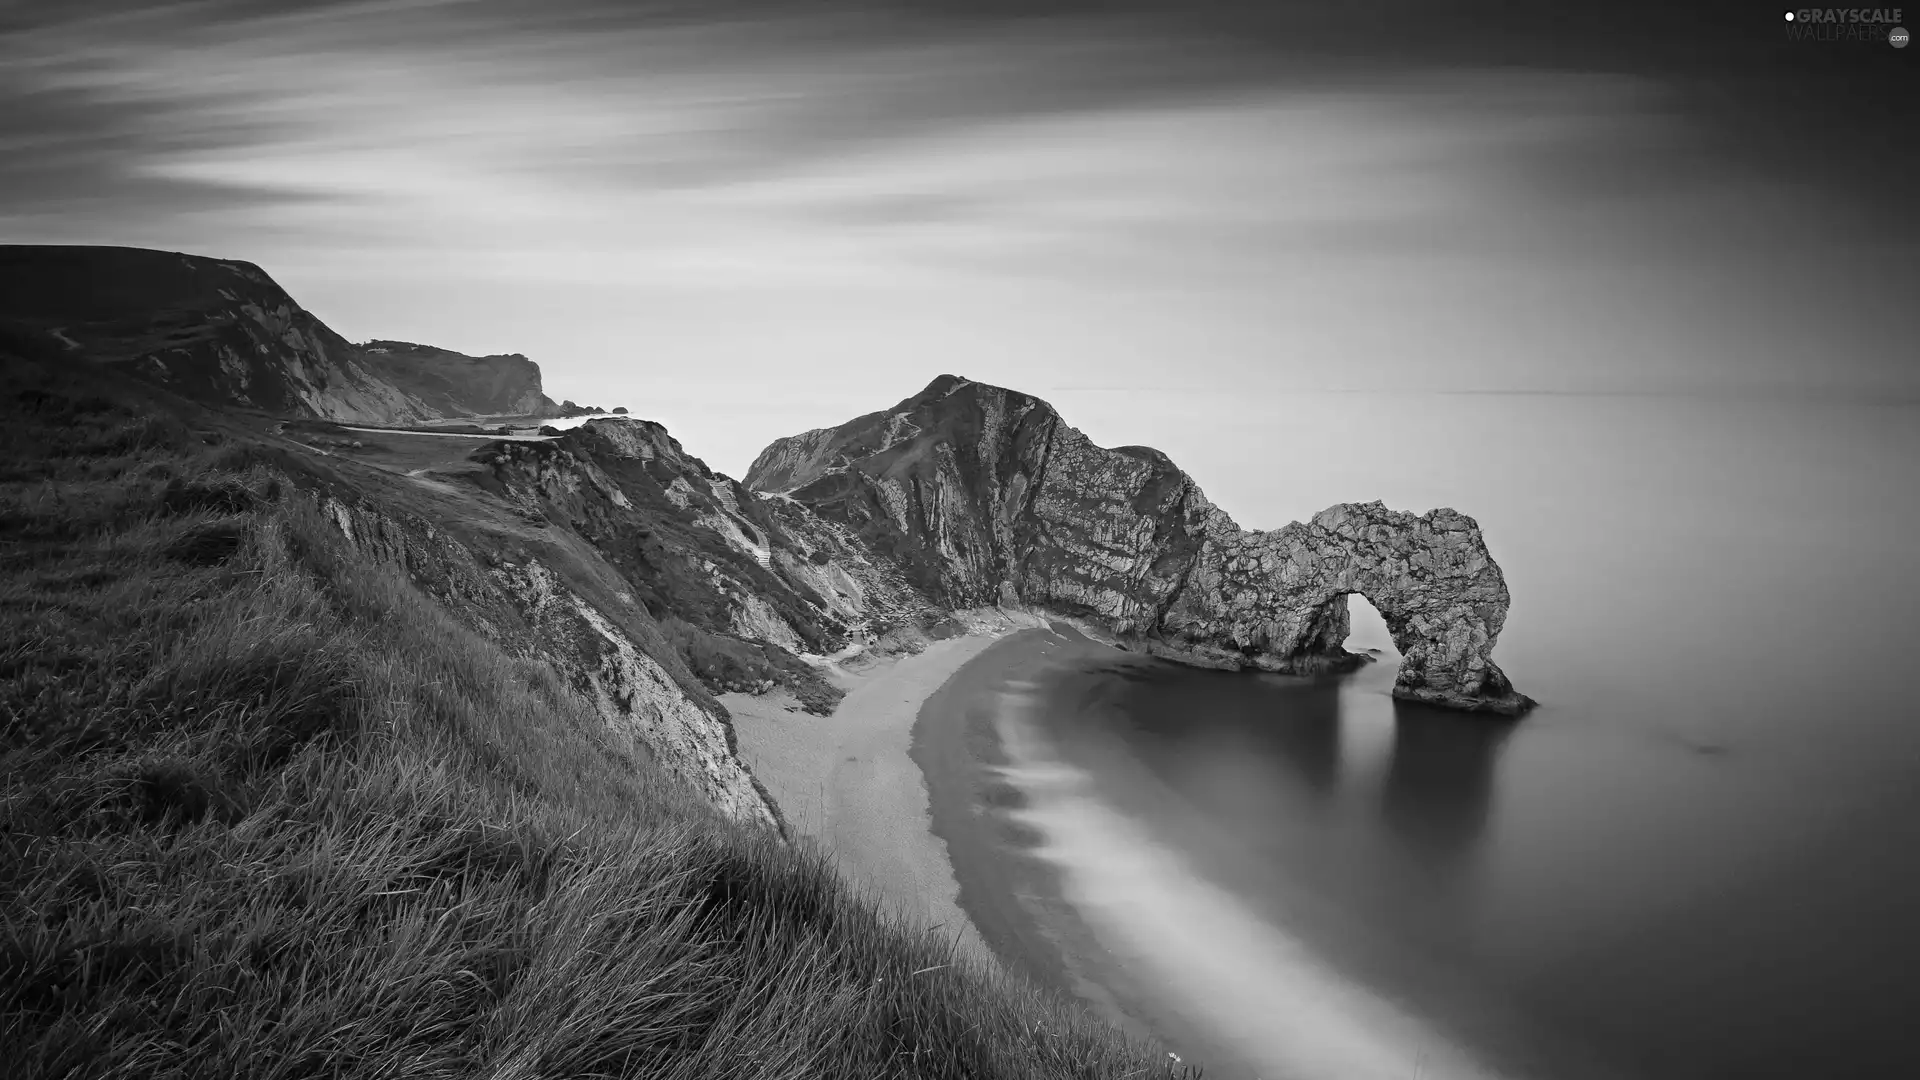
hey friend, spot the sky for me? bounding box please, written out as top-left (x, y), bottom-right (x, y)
top-left (3, 0), bottom-right (1914, 487)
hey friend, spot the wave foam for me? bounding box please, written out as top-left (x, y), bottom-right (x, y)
top-left (990, 688), bottom-right (1511, 1080)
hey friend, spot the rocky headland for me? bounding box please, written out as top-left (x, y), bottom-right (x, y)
top-left (748, 375), bottom-right (1534, 715)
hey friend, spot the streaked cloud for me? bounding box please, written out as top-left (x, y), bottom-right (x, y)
top-left (1, 0), bottom-right (1912, 477)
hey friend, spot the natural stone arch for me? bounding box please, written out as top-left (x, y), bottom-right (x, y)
top-left (748, 376), bottom-right (1534, 715)
top-left (1158, 502), bottom-right (1535, 715)
top-left (1298, 583), bottom-right (1523, 712)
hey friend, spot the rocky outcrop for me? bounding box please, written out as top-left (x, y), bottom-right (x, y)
top-left (748, 375), bottom-right (1534, 715)
top-left (311, 490), bottom-right (779, 828)
top-left (471, 418), bottom-right (850, 653)
top-left (754, 491), bottom-right (938, 637)
top-left (490, 557), bottom-right (773, 824)
top-left (464, 416), bottom-right (937, 711)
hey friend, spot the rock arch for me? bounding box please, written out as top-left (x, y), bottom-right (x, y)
top-left (1158, 501), bottom-right (1536, 716)
top-left (747, 376), bottom-right (1534, 716)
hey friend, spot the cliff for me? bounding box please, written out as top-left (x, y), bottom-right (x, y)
top-left (471, 419), bottom-right (851, 655)
top-left (0, 246), bottom-right (558, 424)
top-left (747, 374), bottom-right (1534, 715)
top-left (465, 416), bottom-right (933, 685)
top-left (313, 487), bottom-right (776, 826)
top-left (358, 339), bottom-right (559, 417)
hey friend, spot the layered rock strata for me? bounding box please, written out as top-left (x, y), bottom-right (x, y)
top-left (748, 375), bottom-right (1534, 714)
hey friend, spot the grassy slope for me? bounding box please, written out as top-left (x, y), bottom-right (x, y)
top-left (0, 355), bottom-right (1197, 1079)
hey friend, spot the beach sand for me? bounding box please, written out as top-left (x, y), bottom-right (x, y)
top-left (726, 621), bottom-right (1244, 1074)
top-left (911, 628), bottom-right (1263, 1077)
top-left (733, 620), bottom-right (1623, 1080)
top-left (722, 632), bottom-right (1010, 970)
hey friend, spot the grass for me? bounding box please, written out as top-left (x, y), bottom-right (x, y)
top-left (0, 359), bottom-right (1199, 1079)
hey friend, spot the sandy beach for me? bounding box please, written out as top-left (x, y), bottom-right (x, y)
top-left (722, 631), bottom-right (1012, 971)
top-left (727, 620), bottom-right (1239, 1071)
top-left (906, 631), bottom-right (1143, 1011)
top-left (730, 619), bottom-right (1304, 1079)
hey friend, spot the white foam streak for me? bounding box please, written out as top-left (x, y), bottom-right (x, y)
top-left (992, 690), bottom-right (1510, 1080)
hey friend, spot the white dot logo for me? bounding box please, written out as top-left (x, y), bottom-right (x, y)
top-left (1893, 26), bottom-right (1911, 47)
top-left (1785, 10), bottom-right (1795, 19)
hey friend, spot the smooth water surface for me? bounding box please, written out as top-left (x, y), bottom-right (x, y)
top-left (999, 392), bottom-right (1920, 1080)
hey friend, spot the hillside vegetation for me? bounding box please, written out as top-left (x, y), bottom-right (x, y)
top-left (0, 354), bottom-right (1195, 1079)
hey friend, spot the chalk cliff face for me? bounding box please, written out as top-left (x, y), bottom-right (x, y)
top-left (0, 247), bottom-right (558, 424)
top-left (748, 375), bottom-right (1534, 714)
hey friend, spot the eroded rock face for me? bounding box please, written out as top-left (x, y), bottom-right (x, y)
top-left (312, 491), bottom-right (780, 828)
top-left (748, 375), bottom-right (1535, 715)
top-left (469, 420), bottom-right (854, 660)
top-left (492, 558), bottom-right (774, 824)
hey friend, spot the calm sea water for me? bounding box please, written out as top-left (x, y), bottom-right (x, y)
top-left (995, 393), bottom-right (1920, 1080)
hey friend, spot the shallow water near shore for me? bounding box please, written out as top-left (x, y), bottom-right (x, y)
top-left (945, 393), bottom-right (1920, 1080)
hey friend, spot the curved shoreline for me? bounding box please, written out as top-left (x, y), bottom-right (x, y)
top-left (725, 622), bottom-right (1253, 1074)
top-left (908, 631), bottom-right (1130, 1015)
top-left (724, 626), bottom-right (1162, 997)
top-left (721, 633), bottom-right (1007, 970)
top-left (919, 633), bottom-right (1608, 1080)
top-left (909, 628), bottom-right (1265, 1077)
top-left (903, 625), bottom-right (1535, 1080)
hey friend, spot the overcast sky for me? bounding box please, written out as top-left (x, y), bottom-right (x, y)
top-left (4, 0), bottom-right (1913, 480)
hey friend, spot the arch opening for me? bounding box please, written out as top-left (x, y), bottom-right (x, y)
top-left (1345, 592), bottom-right (1400, 659)
top-left (1289, 590), bottom-right (1401, 675)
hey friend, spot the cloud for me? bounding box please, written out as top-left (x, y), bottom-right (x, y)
top-left (1, 3), bottom-right (1228, 215)
top-left (5, 0), bottom-right (1911, 417)
top-left (0, 0), bottom-right (1858, 288)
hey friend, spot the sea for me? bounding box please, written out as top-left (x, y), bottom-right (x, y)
top-left (987, 391), bottom-right (1920, 1080)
